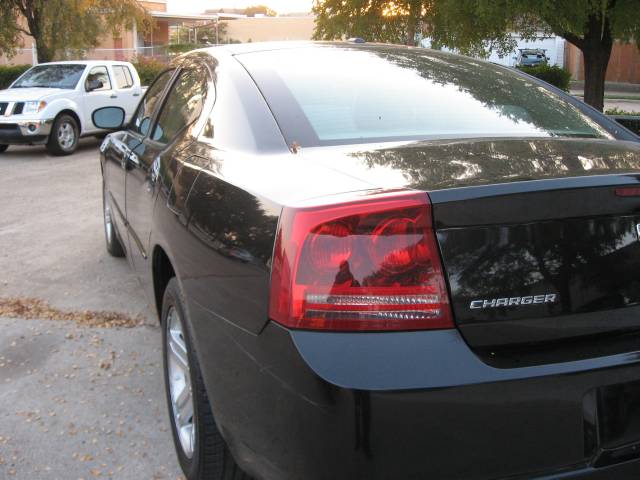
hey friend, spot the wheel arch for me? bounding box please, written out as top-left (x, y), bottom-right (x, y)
top-left (54, 109), bottom-right (82, 134)
top-left (152, 245), bottom-right (176, 322)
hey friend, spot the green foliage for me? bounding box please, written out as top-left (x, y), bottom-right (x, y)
top-left (244, 5), bottom-right (277, 17)
top-left (428, 0), bottom-right (640, 110)
top-left (313, 0), bottom-right (423, 44)
top-left (217, 22), bottom-right (229, 43)
top-left (168, 43), bottom-right (207, 54)
top-left (313, 0), bottom-right (640, 53)
top-left (0, 65), bottom-right (30, 90)
top-left (518, 64), bottom-right (572, 92)
top-left (428, 0), bottom-right (640, 56)
top-left (313, 0), bottom-right (640, 110)
top-left (0, 0), bottom-right (152, 63)
top-left (605, 107), bottom-right (640, 116)
top-left (132, 57), bottom-right (167, 86)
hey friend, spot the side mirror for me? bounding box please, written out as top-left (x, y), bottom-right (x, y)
top-left (93, 106), bottom-right (125, 130)
top-left (87, 79), bottom-right (104, 91)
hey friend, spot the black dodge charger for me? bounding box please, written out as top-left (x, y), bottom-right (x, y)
top-left (96, 42), bottom-right (640, 479)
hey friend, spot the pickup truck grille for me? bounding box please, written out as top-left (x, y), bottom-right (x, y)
top-left (0, 102), bottom-right (25, 116)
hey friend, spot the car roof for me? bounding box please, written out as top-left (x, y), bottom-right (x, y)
top-left (33, 60), bottom-right (133, 67)
top-left (201, 40), bottom-right (424, 57)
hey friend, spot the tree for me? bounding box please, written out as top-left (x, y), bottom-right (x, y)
top-left (198, 22), bottom-right (229, 45)
top-left (313, 0), bottom-right (426, 45)
top-left (429, 0), bottom-right (640, 111)
top-left (244, 5), bottom-right (278, 17)
top-left (313, 0), bottom-right (640, 111)
top-left (0, 0), bottom-right (152, 63)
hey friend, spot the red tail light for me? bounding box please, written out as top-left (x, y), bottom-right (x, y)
top-left (269, 191), bottom-right (454, 331)
top-left (614, 187), bottom-right (640, 197)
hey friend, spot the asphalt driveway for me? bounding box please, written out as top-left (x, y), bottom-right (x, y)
top-left (0, 140), bottom-right (182, 479)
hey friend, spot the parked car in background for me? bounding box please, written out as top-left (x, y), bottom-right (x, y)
top-left (0, 60), bottom-right (142, 155)
top-left (515, 48), bottom-right (549, 67)
top-left (97, 43), bottom-right (640, 480)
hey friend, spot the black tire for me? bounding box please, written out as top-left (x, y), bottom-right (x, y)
top-left (0, 144), bottom-right (8, 154)
top-left (161, 278), bottom-right (249, 480)
top-left (103, 183), bottom-right (125, 257)
top-left (46, 114), bottom-right (79, 156)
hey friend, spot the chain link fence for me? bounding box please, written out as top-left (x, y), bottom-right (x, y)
top-left (2, 45), bottom-right (172, 66)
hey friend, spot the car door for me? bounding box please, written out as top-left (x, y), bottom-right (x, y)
top-left (125, 63), bottom-right (209, 280)
top-left (110, 65), bottom-right (142, 123)
top-left (83, 65), bottom-right (117, 132)
top-left (102, 68), bottom-right (176, 258)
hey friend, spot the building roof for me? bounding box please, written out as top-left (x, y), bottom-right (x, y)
top-left (150, 11), bottom-right (219, 21)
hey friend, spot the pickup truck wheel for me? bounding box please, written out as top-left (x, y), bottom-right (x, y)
top-left (103, 184), bottom-right (125, 257)
top-left (162, 279), bottom-right (250, 480)
top-left (47, 114), bottom-right (79, 156)
top-left (0, 144), bottom-right (8, 154)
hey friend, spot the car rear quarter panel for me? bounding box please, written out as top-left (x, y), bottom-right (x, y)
top-left (181, 155), bottom-right (281, 335)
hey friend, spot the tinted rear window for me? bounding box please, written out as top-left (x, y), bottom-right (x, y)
top-left (238, 46), bottom-right (610, 146)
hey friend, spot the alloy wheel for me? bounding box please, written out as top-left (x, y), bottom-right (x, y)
top-left (166, 306), bottom-right (195, 458)
top-left (58, 121), bottom-right (76, 150)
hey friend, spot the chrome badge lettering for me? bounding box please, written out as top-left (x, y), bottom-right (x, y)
top-left (470, 294), bottom-right (557, 310)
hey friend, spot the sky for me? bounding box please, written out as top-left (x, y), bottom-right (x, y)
top-left (167, 0), bottom-right (313, 14)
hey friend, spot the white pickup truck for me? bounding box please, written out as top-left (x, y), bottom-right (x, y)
top-left (0, 60), bottom-right (142, 155)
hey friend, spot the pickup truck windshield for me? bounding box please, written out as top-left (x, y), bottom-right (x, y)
top-left (238, 46), bottom-right (611, 146)
top-left (12, 64), bottom-right (86, 89)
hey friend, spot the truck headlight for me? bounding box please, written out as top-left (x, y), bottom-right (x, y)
top-left (23, 101), bottom-right (47, 114)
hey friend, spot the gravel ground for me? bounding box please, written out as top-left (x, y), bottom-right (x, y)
top-left (0, 140), bottom-right (182, 479)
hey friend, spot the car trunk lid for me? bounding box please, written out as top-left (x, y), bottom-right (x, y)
top-left (420, 139), bottom-right (640, 350)
top-left (309, 137), bottom-right (640, 350)
top-left (434, 183), bottom-right (640, 349)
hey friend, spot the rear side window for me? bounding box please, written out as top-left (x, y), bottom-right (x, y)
top-left (85, 66), bottom-right (111, 91)
top-left (113, 66), bottom-right (134, 89)
top-left (130, 69), bottom-right (174, 136)
top-left (151, 67), bottom-right (208, 144)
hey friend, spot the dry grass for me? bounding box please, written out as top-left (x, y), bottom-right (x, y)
top-left (0, 297), bottom-right (143, 328)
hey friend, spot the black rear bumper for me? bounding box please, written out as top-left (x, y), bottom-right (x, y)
top-left (188, 299), bottom-right (640, 480)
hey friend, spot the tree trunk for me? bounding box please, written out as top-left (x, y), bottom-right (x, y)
top-left (582, 47), bottom-right (611, 111)
top-left (406, 1), bottom-right (420, 46)
top-left (406, 19), bottom-right (416, 46)
top-left (36, 42), bottom-right (54, 63)
top-left (18, 0), bottom-right (54, 63)
top-left (580, 12), bottom-right (613, 112)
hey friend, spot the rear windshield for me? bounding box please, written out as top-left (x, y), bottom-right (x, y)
top-left (238, 46), bottom-right (610, 146)
top-left (12, 64), bottom-right (86, 89)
